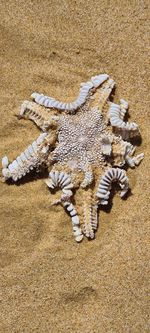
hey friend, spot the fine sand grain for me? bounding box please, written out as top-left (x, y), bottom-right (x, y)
top-left (0, 1), bottom-right (149, 332)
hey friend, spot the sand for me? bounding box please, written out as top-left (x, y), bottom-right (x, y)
top-left (0, 1), bottom-right (149, 332)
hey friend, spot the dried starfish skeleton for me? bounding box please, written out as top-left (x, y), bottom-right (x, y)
top-left (2, 73), bottom-right (144, 242)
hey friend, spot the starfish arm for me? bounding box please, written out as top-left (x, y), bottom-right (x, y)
top-left (96, 167), bottom-right (129, 205)
top-left (119, 99), bottom-right (129, 119)
top-left (87, 77), bottom-right (115, 112)
top-left (82, 188), bottom-right (98, 239)
top-left (108, 101), bottom-right (140, 140)
top-left (91, 203), bottom-right (99, 232)
top-left (112, 139), bottom-right (144, 169)
top-left (63, 201), bottom-right (83, 242)
top-left (125, 152), bottom-right (144, 168)
top-left (45, 170), bottom-right (74, 203)
top-left (1, 133), bottom-right (51, 182)
top-left (99, 78), bottom-right (116, 109)
top-left (45, 170), bottom-right (83, 242)
top-left (31, 74), bottom-right (109, 113)
top-left (19, 101), bottom-right (60, 131)
top-left (80, 166), bottom-right (94, 188)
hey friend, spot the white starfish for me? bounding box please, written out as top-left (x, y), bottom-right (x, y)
top-left (1, 73), bottom-right (144, 242)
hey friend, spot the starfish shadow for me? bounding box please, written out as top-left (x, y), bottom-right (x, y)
top-left (108, 86), bottom-right (116, 103)
top-left (130, 136), bottom-right (142, 147)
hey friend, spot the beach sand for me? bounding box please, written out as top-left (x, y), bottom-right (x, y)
top-left (0, 1), bottom-right (149, 332)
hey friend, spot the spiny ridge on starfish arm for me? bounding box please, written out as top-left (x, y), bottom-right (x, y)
top-left (1, 73), bottom-right (144, 243)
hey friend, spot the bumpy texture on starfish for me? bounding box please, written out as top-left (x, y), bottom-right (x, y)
top-left (2, 74), bottom-right (144, 242)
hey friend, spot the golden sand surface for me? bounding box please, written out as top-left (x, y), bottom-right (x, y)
top-left (0, 1), bottom-right (149, 332)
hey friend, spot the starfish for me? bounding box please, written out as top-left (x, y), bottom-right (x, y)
top-left (1, 73), bottom-right (144, 242)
